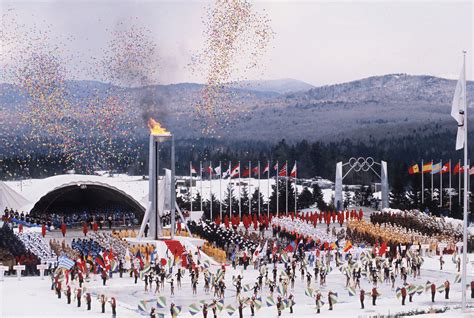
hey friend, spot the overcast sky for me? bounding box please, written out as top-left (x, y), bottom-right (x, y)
top-left (1, 0), bottom-right (472, 86)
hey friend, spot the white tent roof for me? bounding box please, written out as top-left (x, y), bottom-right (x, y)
top-left (0, 181), bottom-right (31, 211)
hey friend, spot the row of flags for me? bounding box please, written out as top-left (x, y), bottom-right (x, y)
top-left (191, 161), bottom-right (297, 178)
top-left (408, 161), bottom-right (473, 175)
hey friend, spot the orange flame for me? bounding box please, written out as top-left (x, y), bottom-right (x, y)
top-left (148, 118), bottom-right (171, 135)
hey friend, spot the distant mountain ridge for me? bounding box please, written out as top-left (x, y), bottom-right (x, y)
top-left (1, 74), bottom-right (473, 143)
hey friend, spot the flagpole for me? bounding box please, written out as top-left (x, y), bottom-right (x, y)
top-left (294, 161), bottom-right (297, 215)
top-left (229, 161), bottom-right (232, 217)
top-left (440, 159), bottom-right (443, 208)
top-left (200, 161), bottom-right (203, 213)
top-left (276, 161), bottom-right (279, 217)
top-left (422, 159), bottom-right (424, 205)
top-left (459, 159), bottom-right (462, 205)
top-left (257, 161), bottom-right (261, 217)
top-left (461, 50), bottom-right (468, 310)
top-left (431, 159), bottom-right (434, 201)
top-left (267, 160), bottom-right (270, 218)
top-left (249, 161), bottom-right (251, 217)
top-left (449, 159), bottom-right (452, 212)
top-left (239, 161), bottom-right (241, 219)
top-left (190, 161), bottom-right (193, 215)
top-left (209, 161), bottom-right (213, 221)
top-left (285, 160), bottom-right (288, 215)
top-left (219, 161), bottom-right (222, 220)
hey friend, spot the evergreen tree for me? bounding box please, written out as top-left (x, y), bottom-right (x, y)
top-left (343, 186), bottom-right (353, 209)
top-left (390, 174), bottom-right (409, 210)
top-left (222, 184), bottom-right (237, 216)
top-left (250, 189), bottom-right (265, 215)
top-left (298, 187), bottom-right (314, 209)
top-left (312, 183), bottom-right (327, 211)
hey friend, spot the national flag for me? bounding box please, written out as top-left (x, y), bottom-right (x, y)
top-left (207, 165), bottom-right (214, 175)
top-left (172, 305), bottom-right (182, 316)
top-left (138, 300), bottom-right (148, 312)
top-left (347, 286), bottom-right (356, 296)
top-left (408, 164), bottom-right (419, 174)
top-left (343, 241), bottom-right (352, 253)
top-left (243, 284), bottom-right (251, 292)
top-left (451, 58), bottom-right (466, 150)
top-left (455, 273), bottom-right (462, 284)
top-left (431, 162), bottom-right (442, 174)
top-left (242, 166), bottom-right (250, 177)
top-left (263, 162), bottom-right (270, 174)
top-left (156, 296), bottom-right (166, 308)
top-left (378, 242), bottom-right (387, 256)
top-left (252, 165), bottom-right (259, 176)
top-left (215, 300), bottom-right (224, 311)
top-left (290, 163), bottom-right (297, 177)
top-left (225, 304), bottom-right (236, 316)
top-left (437, 285), bottom-right (446, 293)
top-left (190, 165), bottom-right (197, 175)
top-left (214, 166), bottom-right (221, 176)
top-left (408, 284), bottom-right (417, 295)
top-left (278, 163), bottom-right (287, 177)
top-left (440, 162), bottom-right (450, 174)
top-left (329, 292), bottom-right (338, 304)
top-left (58, 255), bottom-right (75, 270)
top-left (266, 296), bottom-right (275, 307)
top-left (395, 287), bottom-right (402, 299)
top-left (230, 164), bottom-right (240, 178)
top-left (469, 167), bottom-right (474, 175)
top-left (305, 287), bottom-right (313, 297)
top-left (277, 284), bottom-right (283, 295)
top-left (416, 285), bottom-right (424, 295)
top-left (254, 297), bottom-right (262, 310)
top-left (422, 162), bottom-right (433, 173)
top-left (273, 163), bottom-right (278, 172)
top-left (454, 162), bottom-right (466, 175)
top-left (188, 303), bottom-right (200, 316)
top-left (425, 281), bottom-right (432, 292)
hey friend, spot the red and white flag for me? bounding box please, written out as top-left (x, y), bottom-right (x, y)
top-left (441, 162), bottom-right (450, 174)
top-left (190, 165), bottom-right (197, 174)
top-left (273, 162), bottom-right (278, 172)
top-left (290, 162), bottom-right (297, 177)
top-left (263, 162), bottom-right (270, 174)
top-left (252, 165), bottom-right (259, 176)
top-left (207, 165), bottom-right (214, 175)
top-left (230, 164), bottom-right (240, 178)
top-left (278, 163), bottom-right (287, 177)
top-left (469, 167), bottom-right (474, 175)
top-left (242, 166), bottom-right (250, 177)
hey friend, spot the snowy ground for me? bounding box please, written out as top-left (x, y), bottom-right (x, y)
top-left (1, 215), bottom-right (473, 318)
top-left (3, 245), bottom-right (474, 317)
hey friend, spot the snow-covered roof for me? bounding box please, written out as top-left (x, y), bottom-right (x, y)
top-left (0, 181), bottom-right (31, 212)
top-left (4, 174), bottom-right (149, 212)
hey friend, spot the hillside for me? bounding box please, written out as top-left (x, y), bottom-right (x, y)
top-left (1, 74), bottom-right (472, 142)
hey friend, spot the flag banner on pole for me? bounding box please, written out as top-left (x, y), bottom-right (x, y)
top-left (408, 284), bottom-right (417, 295)
top-left (451, 58), bottom-right (466, 150)
top-left (58, 255), bottom-right (75, 270)
top-left (396, 288), bottom-right (401, 299)
top-left (279, 163), bottom-right (287, 176)
top-left (263, 162), bottom-right (269, 174)
top-left (230, 164), bottom-right (240, 178)
top-left (408, 164), bottom-right (420, 174)
top-left (225, 304), bottom-right (236, 315)
top-left (252, 165), bottom-right (259, 176)
top-left (156, 296), bottom-right (166, 308)
top-left (214, 166), bottom-right (221, 176)
top-left (277, 284), bottom-right (283, 295)
top-left (469, 167), bottom-right (474, 175)
top-left (455, 273), bottom-right (462, 284)
top-left (157, 314), bottom-right (165, 318)
top-left (329, 293), bottom-right (338, 304)
top-left (138, 300), bottom-right (148, 312)
top-left (266, 296), bottom-right (275, 307)
top-left (305, 287), bottom-right (313, 297)
top-left (191, 165), bottom-right (197, 174)
top-left (454, 162), bottom-right (465, 174)
top-left (172, 305), bottom-right (182, 316)
top-left (243, 284), bottom-right (251, 292)
top-left (425, 281), bottom-right (432, 292)
top-left (431, 162), bottom-right (442, 174)
top-left (347, 286), bottom-right (356, 296)
top-left (441, 162), bottom-right (450, 174)
top-left (437, 285), bottom-right (446, 293)
top-left (290, 163), bottom-right (297, 177)
top-left (414, 285), bottom-right (423, 295)
top-left (188, 303), bottom-right (201, 316)
top-left (213, 299), bottom-right (224, 312)
top-left (423, 162), bottom-right (433, 173)
top-left (242, 166), bottom-right (250, 177)
top-left (254, 297), bottom-right (262, 310)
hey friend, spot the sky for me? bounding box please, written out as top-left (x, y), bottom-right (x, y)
top-left (0, 0), bottom-right (473, 86)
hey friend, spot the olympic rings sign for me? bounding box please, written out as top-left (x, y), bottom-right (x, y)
top-left (348, 157), bottom-right (375, 172)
